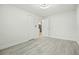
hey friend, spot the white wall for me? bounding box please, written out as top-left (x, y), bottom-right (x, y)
top-left (44, 10), bottom-right (77, 41)
top-left (77, 5), bottom-right (79, 42)
top-left (0, 5), bottom-right (39, 50)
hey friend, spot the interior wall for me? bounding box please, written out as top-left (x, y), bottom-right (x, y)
top-left (44, 10), bottom-right (77, 41)
top-left (0, 5), bottom-right (39, 50)
top-left (77, 5), bottom-right (79, 42)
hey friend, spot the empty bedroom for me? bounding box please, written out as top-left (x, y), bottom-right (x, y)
top-left (0, 4), bottom-right (79, 55)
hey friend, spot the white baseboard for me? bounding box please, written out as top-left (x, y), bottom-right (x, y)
top-left (48, 34), bottom-right (78, 41)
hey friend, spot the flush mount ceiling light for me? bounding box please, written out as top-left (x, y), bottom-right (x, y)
top-left (40, 4), bottom-right (50, 9)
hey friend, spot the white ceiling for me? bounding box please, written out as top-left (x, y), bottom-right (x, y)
top-left (13, 4), bottom-right (76, 17)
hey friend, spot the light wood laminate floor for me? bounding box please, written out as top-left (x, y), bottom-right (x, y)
top-left (0, 37), bottom-right (79, 55)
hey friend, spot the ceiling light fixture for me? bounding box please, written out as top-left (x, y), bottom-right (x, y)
top-left (40, 4), bottom-right (50, 9)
